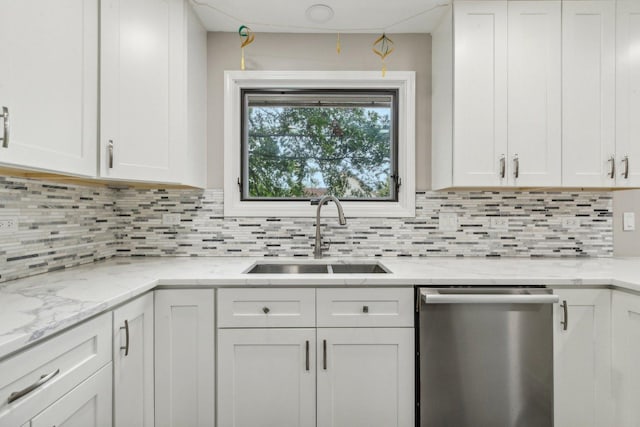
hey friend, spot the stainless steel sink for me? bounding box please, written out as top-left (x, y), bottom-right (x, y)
top-left (246, 263), bottom-right (330, 274)
top-left (245, 262), bottom-right (389, 274)
top-left (330, 263), bottom-right (388, 274)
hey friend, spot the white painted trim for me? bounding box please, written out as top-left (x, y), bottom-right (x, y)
top-left (223, 70), bottom-right (416, 218)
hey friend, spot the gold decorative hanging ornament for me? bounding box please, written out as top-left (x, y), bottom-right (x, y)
top-left (238, 25), bottom-right (255, 70)
top-left (372, 33), bottom-right (394, 77)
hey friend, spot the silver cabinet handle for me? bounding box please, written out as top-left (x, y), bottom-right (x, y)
top-left (560, 300), bottom-right (568, 331)
top-left (322, 339), bottom-right (327, 370)
top-left (108, 140), bottom-right (114, 169)
top-left (8, 369), bottom-right (60, 403)
top-left (421, 289), bottom-right (559, 305)
top-left (120, 319), bottom-right (129, 356)
top-left (262, 306), bottom-right (270, 314)
top-left (1, 106), bottom-right (9, 148)
top-left (305, 340), bottom-right (310, 371)
top-left (499, 155), bottom-right (506, 179)
top-left (609, 156), bottom-right (616, 179)
top-left (622, 156), bottom-right (630, 180)
top-left (513, 155), bottom-right (520, 179)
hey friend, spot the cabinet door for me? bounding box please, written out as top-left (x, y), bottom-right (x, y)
top-left (217, 328), bottom-right (316, 427)
top-left (612, 291), bottom-right (640, 427)
top-left (100, 0), bottom-right (185, 183)
top-left (113, 293), bottom-right (154, 427)
top-left (155, 289), bottom-right (215, 427)
top-left (616, 0), bottom-right (640, 187)
top-left (452, 1), bottom-right (508, 187)
top-left (317, 328), bottom-right (414, 427)
top-left (508, 1), bottom-right (562, 186)
top-left (30, 363), bottom-right (112, 427)
top-left (562, 1), bottom-right (616, 187)
top-left (554, 289), bottom-right (612, 427)
top-left (0, 0), bottom-right (97, 176)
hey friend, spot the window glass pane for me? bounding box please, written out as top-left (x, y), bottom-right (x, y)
top-left (243, 90), bottom-right (397, 201)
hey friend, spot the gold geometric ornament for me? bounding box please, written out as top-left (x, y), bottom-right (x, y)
top-left (372, 33), bottom-right (394, 77)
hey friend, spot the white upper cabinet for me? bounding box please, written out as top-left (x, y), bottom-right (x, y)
top-left (452, 1), bottom-right (508, 187)
top-left (433, 0), bottom-right (562, 189)
top-left (616, 0), bottom-right (640, 187)
top-left (0, 0), bottom-right (98, 177)
top-left (562, 1), bottom-right (616, 187)
top-left (100, 0), bottom-right (184, 183)
top-left (508, 1), bottom-right (562, 187)
top-left (100, 0), bottom-right (206, 187)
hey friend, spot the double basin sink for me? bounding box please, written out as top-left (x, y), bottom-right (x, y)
top-left (245, 262), bottom-right (389, 274)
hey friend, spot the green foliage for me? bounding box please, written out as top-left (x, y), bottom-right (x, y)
top-left (247, 105), bottom-right (392, 199)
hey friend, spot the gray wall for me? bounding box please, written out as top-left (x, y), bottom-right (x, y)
top-left (614, 190), bottom-right (640, 256)
top-left (206, 32), bottom-right (432, 190)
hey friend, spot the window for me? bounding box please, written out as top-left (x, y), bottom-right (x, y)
top-left (241, 89), bottom-right (399, 201)
top-left (224, 71), bottom-right (415, 217)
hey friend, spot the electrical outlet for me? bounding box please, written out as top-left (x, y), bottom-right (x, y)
top-left (490, 217), bottom-right (509, 231)
top-left (162, 213), bottom-right (181, 225)
top-left (439, 212), bottom-right (458, 232)
top-left (561, 217), bottom-right (581, 229)
top-left (0, 217), bottom-right (18, 233)
top-left (623, 212), bottom-right (636, 231)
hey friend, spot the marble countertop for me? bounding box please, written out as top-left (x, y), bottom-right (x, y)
top-left (2, 256), bottom-right (640, 359)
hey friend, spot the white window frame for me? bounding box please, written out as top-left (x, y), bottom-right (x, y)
top-left (223, 70), bottom-right (416, 218)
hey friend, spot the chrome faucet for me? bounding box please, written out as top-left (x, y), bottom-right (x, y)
top-left (312, 195), bottom-right (347, 259)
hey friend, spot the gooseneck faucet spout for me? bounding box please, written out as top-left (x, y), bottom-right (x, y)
top-left (312, 195), bottom-right (347, 259)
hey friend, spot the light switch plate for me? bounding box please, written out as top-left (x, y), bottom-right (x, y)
top-left (561, 217), bottom-right (581, 229)
top-left (439, 212), bottom-right (458, 232)
top-left (490, 217), bottom-right (509, 231)
top-left (623, 212), bottom-right (636, 231)
top-left (162, 213), bottom-right (181, 225)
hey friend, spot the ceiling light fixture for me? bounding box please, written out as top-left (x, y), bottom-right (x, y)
top-left (305, 4), bottom-right (334, 24)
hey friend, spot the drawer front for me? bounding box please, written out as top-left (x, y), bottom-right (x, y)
top-left (316, 288), bottom-right (414, 327)
top-left (0, 312), bottom-right (112, 426)
top-left (218, 288), bottom-right (316, 328)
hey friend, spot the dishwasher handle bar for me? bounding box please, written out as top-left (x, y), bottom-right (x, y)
top-left (421, 290), bottom-right (559, 305)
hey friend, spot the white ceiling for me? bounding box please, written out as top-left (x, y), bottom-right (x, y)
top-left (190, 0), bottom-right (451, 33)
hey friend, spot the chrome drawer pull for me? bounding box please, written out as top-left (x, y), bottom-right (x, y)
top-left (609, 156), bottom-right (616, 179)
top-left (305, 340), bottom-right (310, 371)
top-left (1, 106), bottom-right (9, 148)
top-left (622, 156), bottom-right (630, 180)
top-left (323, 339), bottom-right (327, 370)
top-left (108, 140), bottom-right (114, 169)
top-left (499, 155), bottom-right (506, 179)
top-left (8, 369), bottom-right (60, 404)
top-left (560, 300), bottom-right (568, 331)
top-left (513, 155), bottom-right (520, 179)
top-left (120, 319), bottom-right (130, 356)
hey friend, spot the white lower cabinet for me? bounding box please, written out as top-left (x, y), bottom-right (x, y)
top-left (612, 290), bottom-right (640, 427)
top-left (553, 289), bottom-right (612, 427)
top-left (28, 364), bottom-right (112, 427)
top-left (154, 289), bottom-right (215, 427)
top-left (217, 328), bottom-right (317, 427)
top-left (317, 328), bottom-right (414, 427)
top-left (113, 293), bottom-right (154, 427)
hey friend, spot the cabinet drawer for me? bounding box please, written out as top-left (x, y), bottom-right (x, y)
top-left (316, 288), bottom-right (414, 327)
top-left (218, 288), bottom-right (315, 328)
top-left (0, 312), bottom-right (112, 427)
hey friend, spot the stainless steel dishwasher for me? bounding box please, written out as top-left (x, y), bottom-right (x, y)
top-left (418, 287), bottom-right (559, 427)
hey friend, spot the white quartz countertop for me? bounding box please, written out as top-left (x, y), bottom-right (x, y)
top-left (2, 256), bottom-right (640, 359)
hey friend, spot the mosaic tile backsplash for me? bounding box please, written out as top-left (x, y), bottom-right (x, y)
top-left (0, 176), bottom-right (613, 283)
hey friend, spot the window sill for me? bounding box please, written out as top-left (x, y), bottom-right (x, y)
top-left (222, 199), bottom-right (416, 218)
